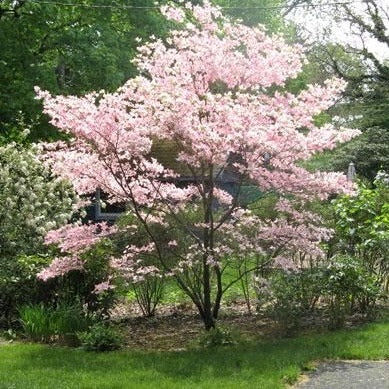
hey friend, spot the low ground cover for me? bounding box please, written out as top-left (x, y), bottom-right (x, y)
top-left (2, 319), bottom-right (389, 389)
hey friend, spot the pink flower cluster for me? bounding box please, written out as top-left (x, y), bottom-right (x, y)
top-left (38, 222), bottom-right (118, 280)
top-left (37, 256), bottom-right (84, 281)
top-left (93, 279), bottom-right (116, 295)
top-left (45, 222), bottom-right (117, 254)
top-left (110, 243), bottom-right (160, 283)
top-left (35, 1), bottom-right (360, 283)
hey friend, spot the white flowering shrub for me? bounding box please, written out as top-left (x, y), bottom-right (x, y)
top-left (0, 143), bottom-right (77, 257)
top-left (0, 143), bottom-right (78, 325)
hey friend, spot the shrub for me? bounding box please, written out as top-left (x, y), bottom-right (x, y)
top-left (0, 254), bottom-right (51, 327)
top-left (198, 326), bottom-right (238, 348)
top-left (332, 174), bottom-right (389, 280)
top-left (77, 323), bottom-right (122, 351)
top-left (37, 240), bottom-right (118, 320)
top-left (19, 302), bottom-right (90, 344)
top-left (113, 213), bottom-right (170, 317)
top-left (58, 240), bottom-right (118, 316)
top-left (131, 277), bottom-right (165, 317)
top-left (322, 256), bottom-right (382, 329)
top-left (262, 269), bottom-right (323, 334)
top-left (0, 143), bottom-right (77, 326)
top-left (0, 143), bottom-right (77, 257)
top-left (260, 256), bottom-right (382, 333)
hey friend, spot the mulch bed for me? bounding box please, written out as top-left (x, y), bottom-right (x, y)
top-left (111, 300), bottom-right (273, 351)
top-left (110, 299), bottom-right (375, 351)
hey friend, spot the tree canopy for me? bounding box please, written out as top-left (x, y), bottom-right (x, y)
top-left (287, 0), bottom-right (389, 179)
top-left (0, 0), bottom-right (169, 142)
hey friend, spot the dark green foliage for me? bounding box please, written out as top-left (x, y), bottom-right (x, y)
top-left (19, 302), bottom-right (90, 344)
top-left (322, 256), bottom-right (381, 329)
top-left (301, 38), bottom-right (389, 181)
top-left (323, 128), bottom-right (389, 181)
top-left (0, 255), bottom-right (51, 327)
top-left (0, 0), bottom-right (169, 142)
top-left (198, 326), bottom-right (238, 348)
top-left (77, 322), bottom-right (122, 351)
top-left (331, 176), bottom-right (389, 278)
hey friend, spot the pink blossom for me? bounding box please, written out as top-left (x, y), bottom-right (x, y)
top-left (45, 222), bottom-right (117, 254)
top-left (93, 280), bottom-right (116, 295)
top-left (37, 256), bottom-right (84, 281)
top-left (168, 240), bottom-right (178, 247)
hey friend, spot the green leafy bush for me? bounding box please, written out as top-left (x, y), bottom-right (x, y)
top-left (19, 302), bottom-right (90, 344)
top-left (259, 256), bottom-right (382, 333)
top-left (77, 323), bottom-right (122, 352)
top-left (198, 326), bottom-right (238, 348)
top-left (0, 144), bottom-right (77, 326)
top-left (332, 174), bottom-right (389, 279)
top-left (263, 270), bottom-right (320, 334)
top-left (0, 255), bottom-right (51, 327)
top-left (322, 256), bottom-right (382, 329)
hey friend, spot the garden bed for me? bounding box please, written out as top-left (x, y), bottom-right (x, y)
top-left (110, 299), bottom-right (382, 351)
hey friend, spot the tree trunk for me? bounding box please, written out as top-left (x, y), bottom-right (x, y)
top-left (202, 250), bottom-right (215, 329)
top-left (212, 267), bottom-right (223, 319)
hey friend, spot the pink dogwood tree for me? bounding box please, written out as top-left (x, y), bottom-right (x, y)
top-left (36, 1), bottom-right (359, 329)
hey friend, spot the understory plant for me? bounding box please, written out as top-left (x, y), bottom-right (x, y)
top-left (332, 172), bottom-right (389, 284)
top-left (19, 302), bottom-right (90, 344)
top-left (257, 255), bottom-right (382, 333)
top-left (0, 142), bottom-right (77, 326)
top-left (77, 322), bottom-right (122, 352)
top-left (0, 254), bottom-right (50, 327)
top-left (40, 238), bottom-right (118, 318)
top-left (322, 256), bottom-right (381, 329)
top-left (261, 268), bottom-right (323, 334)
top-left (198, 326), bottom-right (238, 348)
top-left (131, 276), bottom-right (165, 317)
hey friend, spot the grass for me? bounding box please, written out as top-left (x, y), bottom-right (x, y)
top-left (125, 271), bottom-right (246, 307)
top-left (2, 320), bottom-right (389, 388)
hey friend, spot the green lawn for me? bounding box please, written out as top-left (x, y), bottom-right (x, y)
top-left (1, 321), bottom-right (389, 389)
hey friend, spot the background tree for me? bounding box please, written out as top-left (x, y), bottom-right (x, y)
top-left (0, 0), bottom-right (169, 143)
top-left (0, 0), bottom-right (298, 144)
top-left (214, 0), bottom-right (285, 29)
top-left (287, 0), bottom-right (389, 180)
